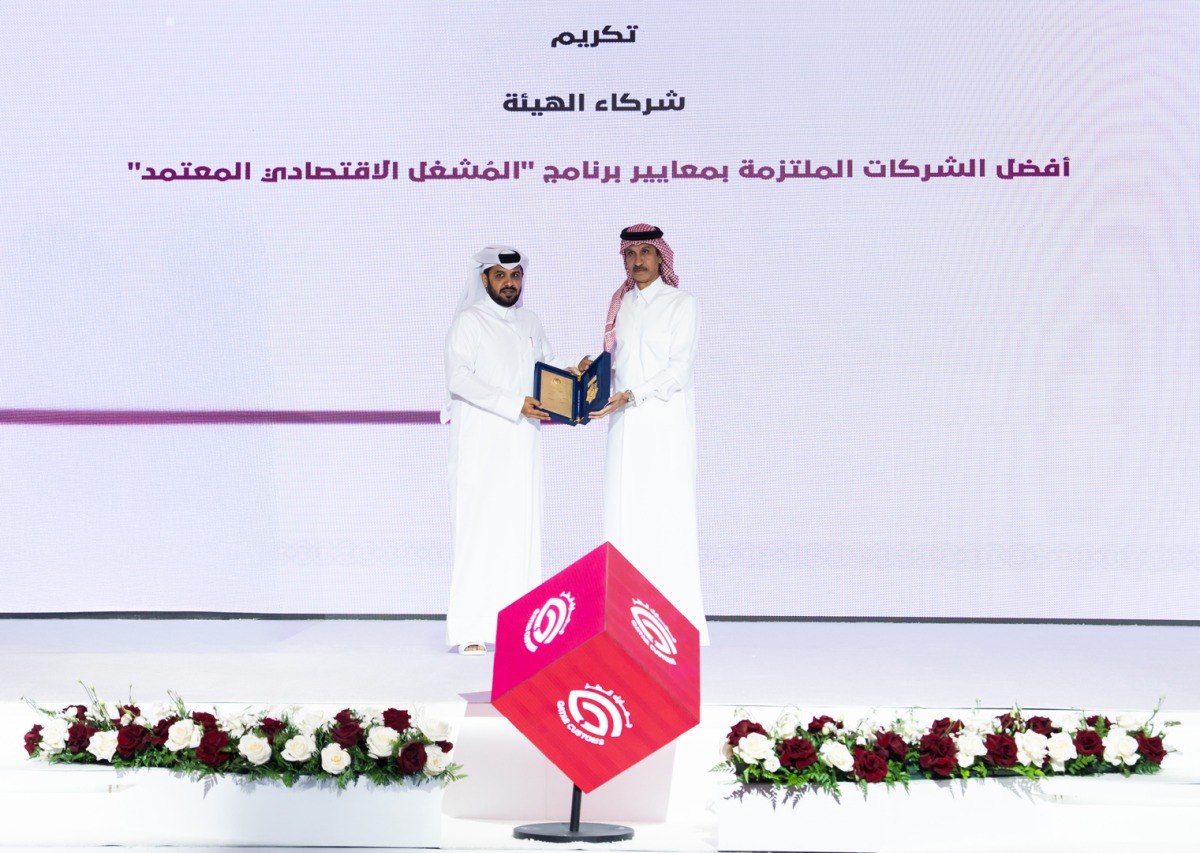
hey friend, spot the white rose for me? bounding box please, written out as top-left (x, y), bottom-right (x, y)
top-left (763, 754), bottom-right (782, 773)
top-left (218, 710), bottom-right (254, 738)
top-left (955, 732), bottom-right (988, 768)
top-left (238, 734), bottom-right (273, 766)
top-left (424, 744), bottom-right (449, 775)
top-left (1116, 713), bottom-right (1147, 731)
top-left (1103, 730), bottom-right (1139, 766)
top-left (962, 710), bottom-right (996, 736)
top-left (165, 719), bottom-right (202, 752)
top-left (321, 742), bottom-right (351, 774)
top-left (818, 740), bottom-right (854, 773)
top-left (1051, 712), bottom-right (1085, 733)
top-left (734, 732), bottom-right (774, 763)
top-left (719, 741), bottom-right (733, 761)
top-left (281, 733), bottom-right (316, 763)
top-left (365, 726), bottom-right (399, 759)
top-left (771, 707), bottom-right (804, 738)
top-left (87, 730), bottom-right (119, 763)
top-left (120, 711), bottom-right (135, 727)
top-left (1015, 730), bottom-right (1049, 767)
top-left (412, 707), bottom-right (452, 742)
top-left (359, 706), bottom-right (386, 727)
top-left (292, 707), bottom-right (328, 736)
top-left (39, 719), bottom-right (70, 756)
top-left (900, 716), bottom-right (927, 742)
top-left (141, 702), bottom-right (173, 728)
top-left (1046, 731), bottom-right (1078, 772)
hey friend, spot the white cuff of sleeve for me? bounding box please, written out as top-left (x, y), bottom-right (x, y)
top-left (503, 393), bottom-right (526, 422)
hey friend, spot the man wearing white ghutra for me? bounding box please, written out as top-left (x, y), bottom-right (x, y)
top-left (442, 246), bottom-right (587, 655)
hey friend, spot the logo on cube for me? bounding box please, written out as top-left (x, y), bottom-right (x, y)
top-left (491, 542), bottom-right (700, 793)
top-left (523, 591), bottom-right (576, 652)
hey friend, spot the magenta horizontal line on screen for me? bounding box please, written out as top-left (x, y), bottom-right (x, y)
top-left (0, 410), bottom-right (444, 425)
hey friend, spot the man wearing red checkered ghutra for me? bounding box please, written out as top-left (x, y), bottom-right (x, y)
top-left (593, 224), bottom-right (709, 644)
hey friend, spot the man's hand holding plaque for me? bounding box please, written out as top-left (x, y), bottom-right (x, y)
top-left (532, 351), bottom-right (611, 425)
top-left (521, 396), bottom-right (551, 421)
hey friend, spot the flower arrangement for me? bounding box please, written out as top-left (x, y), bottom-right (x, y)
top-left (716, 703), bottom-right (1173, 795)
top-left (23, 685), bottom-right (463, 789)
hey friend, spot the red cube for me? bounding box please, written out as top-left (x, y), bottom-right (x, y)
top-left (491, 542), bottom-right (700, 793)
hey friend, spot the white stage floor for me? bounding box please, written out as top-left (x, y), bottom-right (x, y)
top-left (1, 618), bottom-right (1198, 852)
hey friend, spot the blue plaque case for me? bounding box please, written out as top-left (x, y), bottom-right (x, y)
top-left (532, 351), bottom-right (611, 425)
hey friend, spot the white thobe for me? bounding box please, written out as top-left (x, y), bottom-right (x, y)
top-left (444, 299), bottom-right (559, 644)
top-left (603, 278), bottom-right (709, 644)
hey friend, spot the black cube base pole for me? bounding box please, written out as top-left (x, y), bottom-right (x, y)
top-left (513, 784), bottom-right (635, 843)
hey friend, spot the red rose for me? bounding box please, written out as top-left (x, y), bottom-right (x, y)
top-left (331, 719), bottom-right (364, 748)
top-left (24, 725), bottom-right (44, 756)
top-left (1073, 730), bottom-right (1104, 757)
top-left (807, 716), bottom-right (842, 735)
top-left (1134, 733), bottom-right (1166, 765)
top-left (67, 723), bottom-right (97, 754)
top-left (985, 733), bottom-right (1018, 767)
top-left (853, 747), bottom-right (889, 783)
top-left (196, 729), bottom-right (231, 766)
top-left (1026, 716), bottom-right (1055, 736)
top-left (383, 709), bottom-right (411, 731)
top-left (397, 741), bottom-right (427, 774)
top-left (62, 705), bottom-right (88, 721)
top-left (996, 713), bottom-right (1019, 732)
top-left (918, 734), bottom-right (958, 777)
top-left (119, 704), bottom-right (141, 718)
top-left (116, 724), bottom-right (151, 759)
top-left (436, 740), bottom-right (454, 753)
top-left (1086, 715), bottom-right (1112, 730)
top-left (728, 719), bottom-right (768, 746)
top-left (875, 731), bottom-right (909, 761)
top-left (929, 718), bottom-right (963, 738)
top-left (190, 711), bottom-right (218, 731)
top-left (260, 718), bottom-right (285, 742)
top-left (778, 737), bottom-right (818, 770)
top-left (334, 708), bottom-right (356, 725)
top-left (150, 716), bottom-right (178, 747)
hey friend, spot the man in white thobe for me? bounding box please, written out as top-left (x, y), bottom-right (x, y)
top-left (593, 224), bottom-right (710, 644)
top-left (443, 246), bottom-right (582, 654)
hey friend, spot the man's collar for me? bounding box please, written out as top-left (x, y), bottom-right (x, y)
top-left (480, 298), bottom-right (516, 320)
top-left (634, 277), bottom-right (664, 301)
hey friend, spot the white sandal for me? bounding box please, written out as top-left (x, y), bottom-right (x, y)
top-left (458, 642), bottom-right (487, 656)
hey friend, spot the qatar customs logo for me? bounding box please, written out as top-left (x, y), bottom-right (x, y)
top-left (523, 591), bottom-right (576, 652)
top-left (630, 598), bottom-right (677, 664)
top-left (557, 684), bottom-right (632, 746)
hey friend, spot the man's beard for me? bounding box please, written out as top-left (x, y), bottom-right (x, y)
top-left (486, 283), bottom-right (520, 307)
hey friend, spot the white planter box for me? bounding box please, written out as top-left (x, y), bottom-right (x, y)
top-left (715, 776), bottom-right (1198, 853)
top-left (717, 777), bottom-right (1039, 852)
top-left (3, 765), bottom-right (443, 847)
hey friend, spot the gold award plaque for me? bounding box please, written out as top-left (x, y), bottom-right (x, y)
top-left (538, 368), bottom-right (575, 418)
